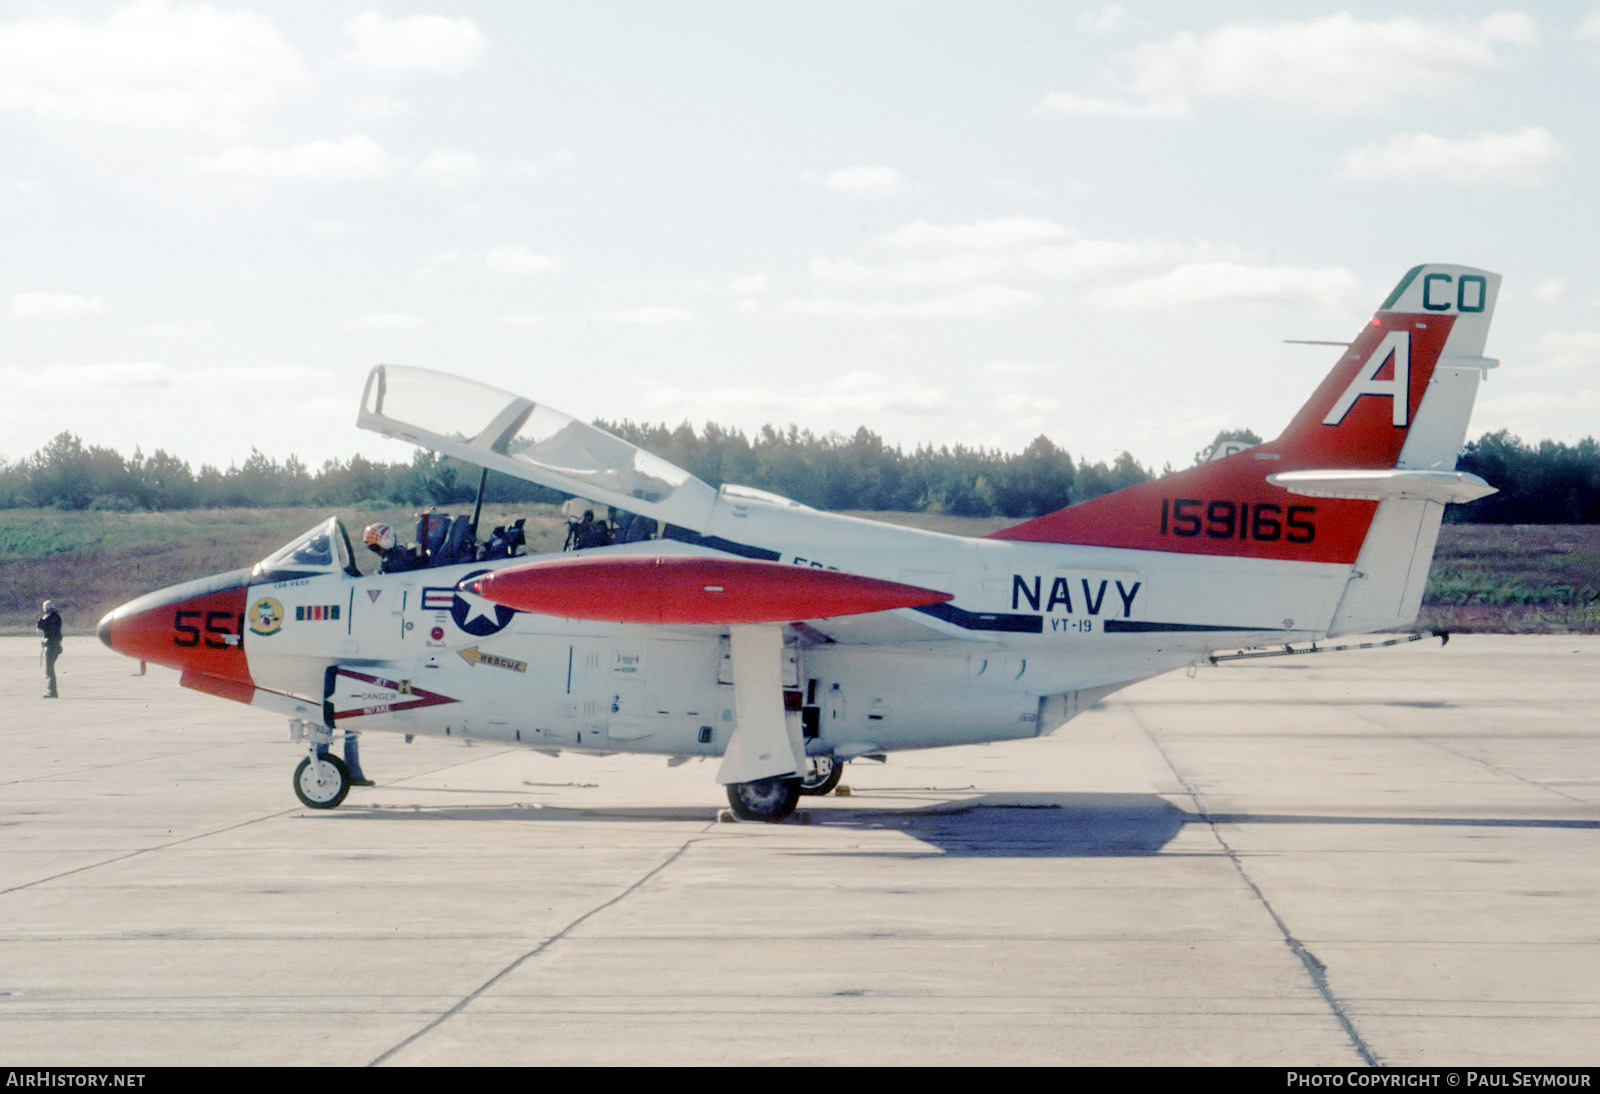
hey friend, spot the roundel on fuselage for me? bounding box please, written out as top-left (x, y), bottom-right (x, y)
top-left (449, 569), bottom-right (518, 636)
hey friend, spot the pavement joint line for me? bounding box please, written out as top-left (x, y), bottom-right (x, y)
top-left (0, 808), bottom-right (300, 898)
top-left (1414, 735), bottom-right (1593, 807)
top-left (366, 831), bottom-right (709, 1067)
top-left (0, 738), bottom-right (250, 788)
top-left (1133, 711), bottom-right (1383, 1069)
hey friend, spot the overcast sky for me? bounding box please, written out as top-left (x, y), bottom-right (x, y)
top-left (3, 1), bottom-right (1596, 481)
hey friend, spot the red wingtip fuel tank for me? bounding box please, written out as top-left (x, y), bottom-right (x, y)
top-left (465, 555), bottom-right (953, 625)
top-left (97, 568), bottom-right (256, 691)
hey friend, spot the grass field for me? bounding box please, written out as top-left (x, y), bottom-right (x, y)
top-left (2, 506), bottom-right (1595, 635)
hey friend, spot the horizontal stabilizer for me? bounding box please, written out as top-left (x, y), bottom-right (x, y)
top-left (464, 555), bottom-right (953, 625)
top-left (1268, 469), bottom-right (1496, 504)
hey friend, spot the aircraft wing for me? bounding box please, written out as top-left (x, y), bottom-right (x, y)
top-left (357, 364), bottom-right (718, 531)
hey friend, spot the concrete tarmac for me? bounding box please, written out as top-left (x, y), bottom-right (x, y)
top-left (1, 635), bottom-right (1596, 1066)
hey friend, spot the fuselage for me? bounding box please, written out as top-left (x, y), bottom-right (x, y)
top-left (100, 491), bottom-right (1353, 762)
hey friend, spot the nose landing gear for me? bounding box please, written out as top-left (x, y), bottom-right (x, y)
top-left (294, 753), bottom-right (351, 809)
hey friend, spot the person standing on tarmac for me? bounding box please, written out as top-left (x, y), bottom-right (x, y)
top-left (318, 734), bottom-right (375, 788)
top-left (37, 600), bottom-right (62, 699)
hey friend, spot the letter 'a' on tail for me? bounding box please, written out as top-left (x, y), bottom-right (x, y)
top-left (989, 264), bottom-right (1502, 635)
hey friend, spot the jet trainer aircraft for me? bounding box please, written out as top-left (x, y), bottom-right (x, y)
top-left (99, 264), bottom-right (1502, 821)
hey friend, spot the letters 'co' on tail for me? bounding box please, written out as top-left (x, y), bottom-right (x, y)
top-left (989, 264), bottom-right (1501, 566)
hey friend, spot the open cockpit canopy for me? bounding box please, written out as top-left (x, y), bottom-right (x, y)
top-left (358, 365), bottom-right (718, 531)
top-left (254, 517), bottom-right (360, 583)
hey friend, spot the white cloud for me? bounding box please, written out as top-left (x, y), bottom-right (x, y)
top-left (1032, 93), bottom-right (1191, 120)
top-left (353, 312), bottom-right (422, 329)
top-left (1477, 387), bottom-right (1600, 445)
top-left (781, 285), bottom-right (1043, 321)
top-left (1580, 10), bottom-right (1600, 39)
top-left (0, 361), bottom-right (171, 390)
top-left (485, 246), bottom-right (560, 276)
top-left (646, 370), bottom-right (950, 421)
top-left (1084, 263), bottom-right (1364, 313)
top-left (138, 324), bottom-right (194, 338)
top-left (812, 237), bottom-right (1221, 291)
top-left (804, 165), bottom-right (909, 197)
top-left (984, 175), bottom-right (1047, 198)
top-left (12, 292), bottom-right (104, 318)
top-left (1529, 278), bottom-right (1569, 305)
top-left (415, 148), bottom-right (481, 186)
top-left (187, 363), bottom-right (325, 386)
top-left (352, 92), bottom-right (406, 120)
top-left (983, 360), bottom-right (1069, 379)
top-left (0, 0), bottom-right (311, 134)
top-left (581, 306), bottom-right (695, 326)
top-left (490, 314), bottom-right (547, 327)
top-left (415, 250), bottom-right (467, 279)
top-left (1081, 5), bottom-right (1128, 35)
top-left (1336, 127), bottom-right (1563, 187)
top-left (186, 135), bottom-right (392, 181)
top-left (1526, 330), bottom-right (1600, 374)
top-left (806, 218), bottom-right (1232, 295)
top-left (1038, 12), bottom-right (1535, 120)
top-left (994, 391), bottom-right (1062, 416)
top-left (875, 217), bottom-right (1072, 254)
top-left (343, 12), bottom-right (486, 74)
top-left (678, 274), bottom-right (770, 297)
top-left (792, 216), bottom-right (1244, 322)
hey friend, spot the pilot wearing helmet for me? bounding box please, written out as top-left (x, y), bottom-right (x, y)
top-left (38, 599), bottom-right (63, 699)
top-left (363, 522), bottom-right (423, 573)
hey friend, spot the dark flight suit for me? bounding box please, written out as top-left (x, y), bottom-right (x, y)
top-left (379, 545), bottom-right (425, 573)
top-left (37, 609), bottom-right (62, 698)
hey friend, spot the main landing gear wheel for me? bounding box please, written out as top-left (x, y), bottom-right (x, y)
top-left (726, 776), bottom-right (802, 822)
top-left (798, 756), bottom-right (843, 796)
top-left (294, 754), bottom-right (351, 809)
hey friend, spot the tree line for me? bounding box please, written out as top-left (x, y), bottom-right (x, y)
top-left (0, 425), bottom-right (1594, 523)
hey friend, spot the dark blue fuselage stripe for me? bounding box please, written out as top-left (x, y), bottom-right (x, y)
top-left (662, 525), bottom-right (782, 561)
top-left (662, 526), bottom-right (1052, 634)
top-left (660, 528), bottom-right (1261, 636)
top-left (1102, 619), bottom-right (1256, 633)
top-left (912, 602), bottom-right (1043, 633)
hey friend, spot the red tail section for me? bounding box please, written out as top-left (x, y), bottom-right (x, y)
top-left (988, 265), bottom-right (1492, 566)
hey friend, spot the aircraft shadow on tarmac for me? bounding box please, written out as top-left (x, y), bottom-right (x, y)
top-left (322, 790), bottom-right (1598, 858)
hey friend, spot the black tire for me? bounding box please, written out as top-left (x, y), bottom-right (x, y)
top-left (798, 756), bottom-right (843, 796)
top-left (294, 754), bottom-right (351, 809)
top-left (726, 776), bottom-right (802, 822)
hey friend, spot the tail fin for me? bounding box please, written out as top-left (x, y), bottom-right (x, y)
top-left (989, 264), bottom-right (1500, 609)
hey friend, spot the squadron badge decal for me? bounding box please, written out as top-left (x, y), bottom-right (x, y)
top-left (248, 597), bottom-right (284, 636)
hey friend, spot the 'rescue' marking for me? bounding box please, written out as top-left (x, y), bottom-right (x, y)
top-left (457, 646), bottom-right (527, 673)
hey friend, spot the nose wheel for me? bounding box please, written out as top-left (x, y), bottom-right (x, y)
top-left (294, 754), bottom-right (351, 809)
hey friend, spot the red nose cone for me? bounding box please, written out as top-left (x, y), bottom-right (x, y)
top-left (466, 554), bottom-right (952, 625)
top-left (98, 570), bottom-right (255, 686)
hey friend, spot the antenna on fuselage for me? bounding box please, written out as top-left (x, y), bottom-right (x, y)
top-left (470, 466), bottom-right (489, 537)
